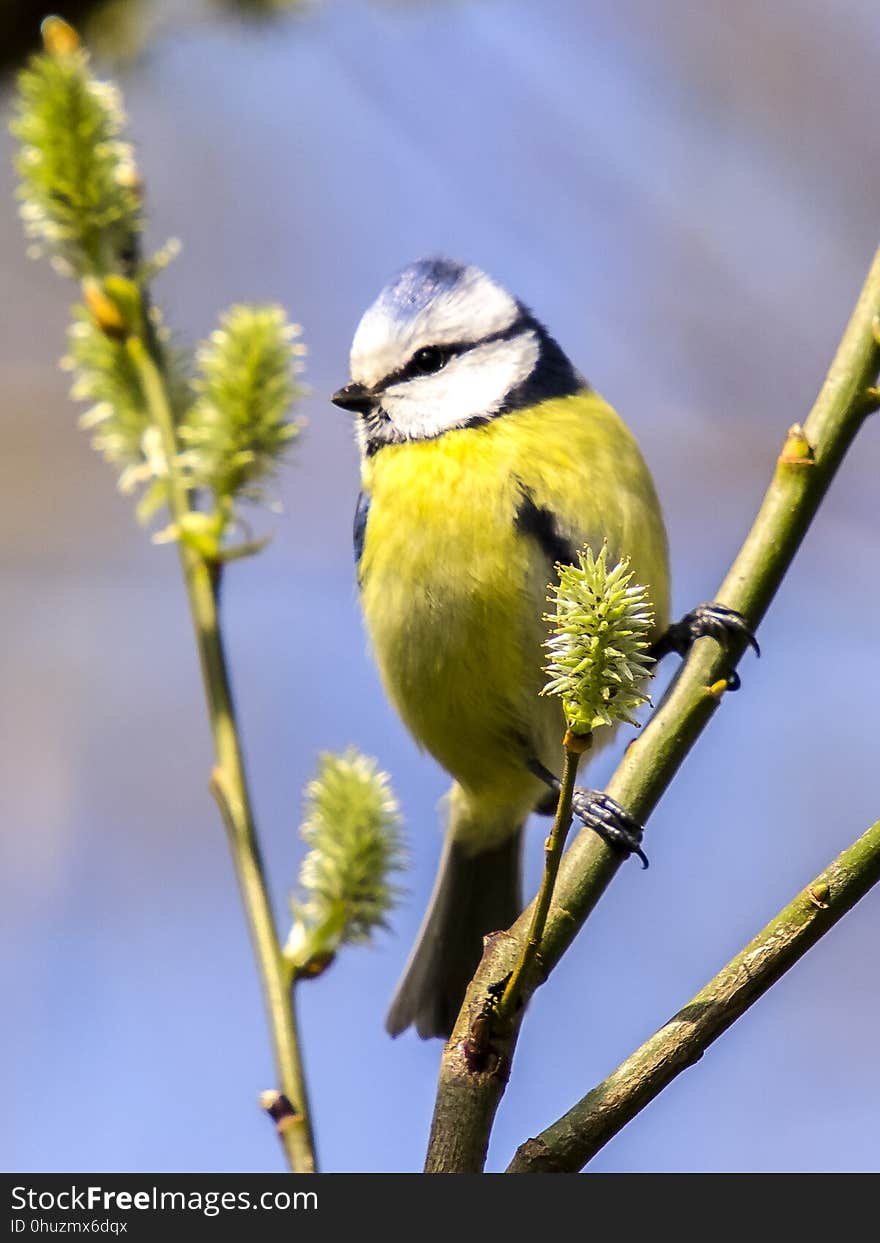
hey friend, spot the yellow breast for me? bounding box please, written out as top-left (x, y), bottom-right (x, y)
top-left (357, 391), bottom-right (669, 805)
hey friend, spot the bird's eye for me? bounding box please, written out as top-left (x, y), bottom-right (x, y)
top-left (410, 346), bottom-right (446, 375)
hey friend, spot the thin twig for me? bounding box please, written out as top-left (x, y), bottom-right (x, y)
top-left (129, 336), bottom-right (317, 1174)
top-left (424, 248), bottom-right (880, 1174)
top-left (499, 742), bottom-right (581, 1021)
top-left (506, 818), bottom-right (880, 1171)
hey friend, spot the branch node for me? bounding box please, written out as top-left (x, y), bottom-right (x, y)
top-left (260, 1089), bottom-right (301, 1136)
top-left (463, 1015), bottom-right (499, 1074)
top-left (861, 386), bottom-right (880, 415)
top-left (807, 880), bottom-right (831, 910)
top-left (208, 765), bottom-right (236, 826)
top-left (462, 970), bottom-right (515, 1073)
top-left (511, 1136), bottom-right (567, 1174)
top-left (563, 728), bottom-right (593, 754)
top-left (777, 422), bottom-right (815, 467)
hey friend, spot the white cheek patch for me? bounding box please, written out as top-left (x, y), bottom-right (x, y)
top-left (381, 331), bottom-right (540, 439)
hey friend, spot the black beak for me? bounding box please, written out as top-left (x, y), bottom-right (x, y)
top-left (331, 382), bottom-right (375, 414)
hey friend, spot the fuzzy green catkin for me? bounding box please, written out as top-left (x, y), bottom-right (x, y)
top-left (65, 307), bottom-right (149, 467)
top-left (180, 304), bottom-right (305, 508)
top-left (62, 302), bottom-right (192, 511)
top-left (285, 750), bottom-right (406, 974)
top-left (542, 545), bottom-right (655, 736)
top-left (12, 37), bottom-right (141, 276)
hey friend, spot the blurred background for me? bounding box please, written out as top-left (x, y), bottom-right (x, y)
top-left (2, 0), bottom-right (879, 1174)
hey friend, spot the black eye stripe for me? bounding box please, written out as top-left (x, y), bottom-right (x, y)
top-left (373, 313), bottom-right (533, 393)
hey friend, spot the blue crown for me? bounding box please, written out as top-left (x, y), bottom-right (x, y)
top-left (377, 257), bottom-right (468, 321)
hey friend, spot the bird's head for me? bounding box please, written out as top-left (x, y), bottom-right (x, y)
top-left (332, 258), bottom-right (581, 454)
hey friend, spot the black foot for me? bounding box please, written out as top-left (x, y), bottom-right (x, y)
top-left (571, 788), bottom-right (649, 869)
top-left (528, 760), bottom-right (648, 868)
top-left (651, 603), bottom-right (759, 681)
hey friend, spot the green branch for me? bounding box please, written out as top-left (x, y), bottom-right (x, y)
top-left (506, 818), bottom-right (880, 1171)
top-left (128, 337), bottom-right (317, 1174)
top-left (12, 21), bottom-right (316, 1173)
top-left (424, 248), bottom-right (880, 1174)
top-left (498, 741), bottom-right (580, 1022)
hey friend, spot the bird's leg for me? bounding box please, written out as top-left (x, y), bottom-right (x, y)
top-left (649, 602), bottom-right (759, 689)
top-left (529, 759), bottom-right (648, 868)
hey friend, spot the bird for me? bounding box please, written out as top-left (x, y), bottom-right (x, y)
top-left (332, 258), bottom-right (754, 1040)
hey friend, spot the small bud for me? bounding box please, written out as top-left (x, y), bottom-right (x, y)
top-left (150, 512), bottom-right (221, 556)
top-left (41, 16), bottom-right (81, 57)
top-left (259, 1090), bottom-right (300, 1135)
top-left (808, 881), bottom-right (831, 910)
top-left (152, 509), bottom-right (226, 557)
top-left (106, 274), bottom-right (142, 324)
top-left (778, 423), bottom-right (814, 466)
top-left (177, 511), bottom-right (224, 559)
top-left (296, 951), bottom-right (334, 979)
top-left (563, 728), bottom-right (593, 754)
top-left (259, 1089), bottom-right (297, 1117)
top-left (862, 385), bottom-right (880, 415)
top-left (82, 276), bottom-right (130, 341)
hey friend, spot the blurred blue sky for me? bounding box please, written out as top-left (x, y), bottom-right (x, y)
top-left (1, 0), bottom-right (879, 1173)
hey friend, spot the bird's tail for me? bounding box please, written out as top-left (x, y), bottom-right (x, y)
top-left (386, 805), bottom-right (524, 1040)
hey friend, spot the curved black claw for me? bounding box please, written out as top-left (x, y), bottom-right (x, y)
top-left (571, 788), bottom-right (649, 869)
top-left (651, 602), bottom-right (760, 663)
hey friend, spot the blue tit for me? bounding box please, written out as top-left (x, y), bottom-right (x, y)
top-left (332, 258), bottom-right (750, 1039)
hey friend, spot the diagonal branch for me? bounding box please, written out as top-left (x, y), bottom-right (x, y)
top-left (424, 248), bottom-right (880, 1174)
top-left (506, 817), bottom-right (880, 1172)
